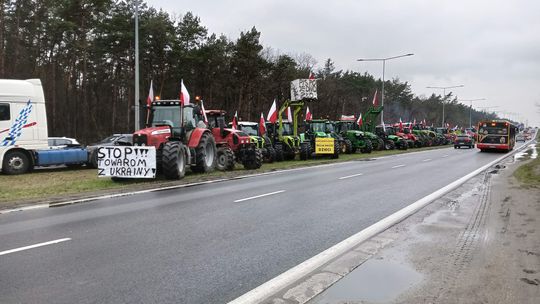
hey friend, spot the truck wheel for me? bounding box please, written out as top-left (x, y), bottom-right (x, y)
top-left (275, 143), bottom-right (284, 162)
top-left (162, 141), bottom-right (187, 179)
top-left (300, 142), bottom-right (311, 160)
top-left (243, 148), bottom-right (262, 170)
top-left (192, 132), bottom-right (216, 173)
top-left (2, 150), bottom-right (31, 175)
top-left (264, 145), bottom-right (276, 163)
top-left (216, 146), bottom-right (235, 171)
top-left (332, 139), bottom-right (339, 159)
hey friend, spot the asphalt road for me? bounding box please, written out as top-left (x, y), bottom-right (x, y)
top-left (0, 145), bottom-right (522, 303)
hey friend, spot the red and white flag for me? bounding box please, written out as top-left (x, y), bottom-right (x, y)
top-left (399, 118), bottom-right (403, 132)
top-left (180, 79), bottom-right (190, 106)
top-left (357, 113), bottom-right (363, 127)
top-left (267, 99), bottom-right (278, 123)
top-left (232, 111), bottom-right (238, 130)
top-left (287, 107), bottom-right (293, 122)
top-left (146, 80), bottom-right (154, 107)
top-left (412, 118), bottom-right (416, 130)
top-left (372, 89), bottom-right (379, 107)
top-left (259, 113), bottom-right (266, 135)
top-left (201, 100), bottom-right (208, 123)
top-left (308, 72), bottom-right (315, 80)
top-left (305, 106), bottom-right (312, 121)
top-left (423, 119), bottom-right (426, 126)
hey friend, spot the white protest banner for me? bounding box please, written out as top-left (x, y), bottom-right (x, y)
top-left (290, 79), bottom-right (317, 101)
top-left (97, 146), bottom-right (156, 178)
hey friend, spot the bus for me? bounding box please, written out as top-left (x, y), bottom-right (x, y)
top-left (477, 120), bottom-right (518, 152)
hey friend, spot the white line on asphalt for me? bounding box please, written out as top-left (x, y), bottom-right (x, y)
top-left (442, 154), bottom-right (449, 158)
top-left (391, 164), bottom-right (405, 168)
top-left (0, 238), bottom-right (71, 256)
top-left (422, 159), bottom-right (432, 162)
top-left (234, 190), bottom-right (285, 203)
top-left (338, 173), bottom-right (364, 180)
top-left (228, 141), bottom-right (531, 304)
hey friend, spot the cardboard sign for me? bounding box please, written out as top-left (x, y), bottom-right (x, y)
top-left (97, 146), bottom-right (156, 178)
top-left (290, 79), bottom-right (317, 101)
top-left (315, 138), bottom-right (334, 154)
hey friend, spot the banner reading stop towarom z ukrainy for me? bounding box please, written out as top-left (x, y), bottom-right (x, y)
top-left (97, 146), bottom-right (156, 178)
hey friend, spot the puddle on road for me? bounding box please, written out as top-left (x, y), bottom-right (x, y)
top-left (514, 144), bottom-right (538, 162)
top-left (312, 258), bottom-right (422, 304)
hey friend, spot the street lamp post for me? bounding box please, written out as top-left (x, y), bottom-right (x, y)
top-left (134, 0), bottom-right (140, 131)
top-left (458, 98), bottom-right (486, 128)
top-left (357, 53), bottom-right (414, 124)
top-left (426, 85), bottom-right (464, 127)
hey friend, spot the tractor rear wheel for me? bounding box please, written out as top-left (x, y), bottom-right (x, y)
top-left (399, 141), bottom-right (408, 150)
top-left (191, 132), bottom-right (216, 173)
top-left (162, 141), bottom-right (187, 180)
top-left (216, 146), bottom-right (235, 171)
top-left (275, 143), bottom-right (284, 162)
top-left (243, 148), bottom-right (263, 170)
top-left (300, 142), bottom-right (311, 160)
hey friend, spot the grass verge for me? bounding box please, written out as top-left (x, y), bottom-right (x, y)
top-left (514, 134), bottom-right (540, 187)
top-left (0, 145), bottom-right (450, 208)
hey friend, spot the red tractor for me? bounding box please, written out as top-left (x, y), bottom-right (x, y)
top-left (394, 123), bottom-right (421, 148)
top-left (132, 100), bottom-right (217, 179)
top-left (205, 110), bottom-right (262, 171)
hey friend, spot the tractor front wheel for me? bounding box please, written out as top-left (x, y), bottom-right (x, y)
top-left (274, 143), bottom-right (284, 162)
top-left (361, 139), bottom-right (373, 154)
top-left (243, 148), bottom-right (263, 170)
top-left (384, 140), bottom-right (395, 150)
top-left (332, 139), bottom-right (340, 159)
top-left (162, 141), bottom-right (187, 180)
top-left (300, 142), bottom-right (311, 160)
top-left (341, 139), bottom-right (353, 154)
top-left (216, 146), bottom-right (235, 171)
top-left (191, 132), bottom-right (217, 173)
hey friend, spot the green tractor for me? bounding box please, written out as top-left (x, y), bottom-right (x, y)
top-left (300, 119), bottom-right (339, 158)
top-left (266, 100), bottom-right (311, 161)
top-left (334, 118), bottom-right (373, 153)
top-left (236, 121), bottom-right (276, 163)
top-left (375, 125), bottom-right (408, 150)
top-left (359, 105), bottom-right (391, 150)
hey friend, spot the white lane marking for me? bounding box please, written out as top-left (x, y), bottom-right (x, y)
top-left (422, 158), bottom-right (432, 162)
top-left (338, 173), bottom-right (364, 180)
top-left (234, 190), bottom-right (286, 203)
top-left (229, 141), bottom-right (530, 304)
top-left (391, 164), bottom-right (405, 168)
top-left (442, 154), bottom-right (449, 158)
top-left (0, 238), bottom-right (71, 256)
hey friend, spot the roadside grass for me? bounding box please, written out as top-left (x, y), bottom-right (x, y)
top-left (514, 133), bottom-right (540, 187)
top-left (0, 144), bottom-right (450, 207)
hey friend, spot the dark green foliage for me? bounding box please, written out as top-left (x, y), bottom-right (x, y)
top-left (0, 1), bottom-right (497, 143)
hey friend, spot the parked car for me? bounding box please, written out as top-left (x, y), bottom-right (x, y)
top-left (516, 133), bottom-right (525, 142)
top-left (48, 137), bottom-right (81, 149)
top-left (454, 134), bottom-right (474, 149)
top-left (87, 134), bottom-right (133, 168)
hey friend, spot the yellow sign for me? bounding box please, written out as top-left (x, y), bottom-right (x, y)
top-left (315, 138), bottom-right (334, 154)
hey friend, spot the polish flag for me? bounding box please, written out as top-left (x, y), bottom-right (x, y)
top-left (305, 106), bottom-right (312, 121)
top-left (308, 72), bottom-right (315, 80)
top-left (412, 118), bottom-right (416, 130)
top-left (357, 113), bottom-right (363, 127)
top-left (372, 89), bottom-right (379, 107)
top-left (232, 111), bottom-right (238, 130)
top-left (201, 100), bottom-right (208, 123)
top-left (180, 79), bottom-right (190, 106)
top-left (287, 107), bottom-right (293, 122)
top-left (259, 113), bottom-right (266, 135)
top-left (399, 118), bottom-right (403, 132)
top-left (146, 80), bottom-right (154, 107)
top-left (267, 99), bottom-right (278, 123)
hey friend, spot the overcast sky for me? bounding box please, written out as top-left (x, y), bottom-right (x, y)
top-left (147, 0), bottom-right (540, 126)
